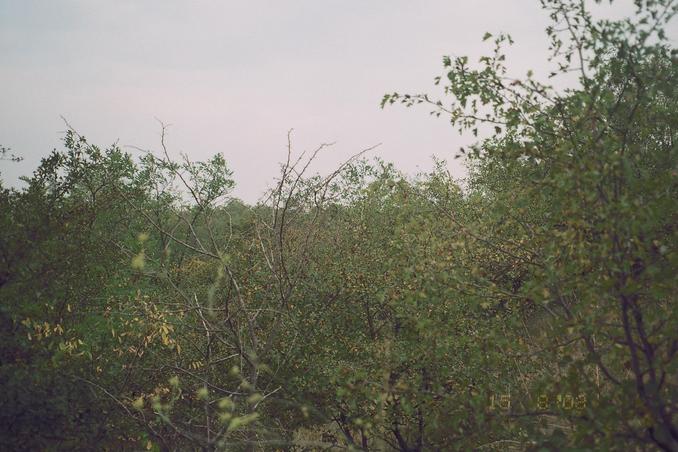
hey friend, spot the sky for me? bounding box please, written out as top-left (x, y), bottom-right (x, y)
top-left (0, 0), bottom-right (672, 203)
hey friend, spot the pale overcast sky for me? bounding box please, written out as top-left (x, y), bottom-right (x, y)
top-left (0, 1), bottom-right (670, 202)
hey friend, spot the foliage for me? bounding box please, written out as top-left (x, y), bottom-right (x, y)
top-left (1, 0), bottom-right (676, 450)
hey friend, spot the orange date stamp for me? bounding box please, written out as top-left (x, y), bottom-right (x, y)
top-left (488, 392), bottom-right (587, 411)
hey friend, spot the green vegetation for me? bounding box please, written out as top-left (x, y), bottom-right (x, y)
top-left (1, 1), bottom-right (676, 450)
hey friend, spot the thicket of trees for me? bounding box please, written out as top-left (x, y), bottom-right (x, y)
top-left (1, 1), bottom-right (676, 450)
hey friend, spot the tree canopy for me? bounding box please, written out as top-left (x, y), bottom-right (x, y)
top-left (1, 0), bottom-right (677, 450)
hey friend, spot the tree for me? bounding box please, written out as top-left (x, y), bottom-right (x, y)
top-left (383, 0), bottom-right (678, 449)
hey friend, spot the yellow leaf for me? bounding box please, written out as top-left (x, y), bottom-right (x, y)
top-left (132, 396), bottom-right (144, 410)
top-left (218, 397), bottom-right (234, 410)
top-left (247, 393), bottom-right (263, 405)
top-left (131, 252), bottom-right (145, 269)
top-left (197, 387), bottom-right (209, 400)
